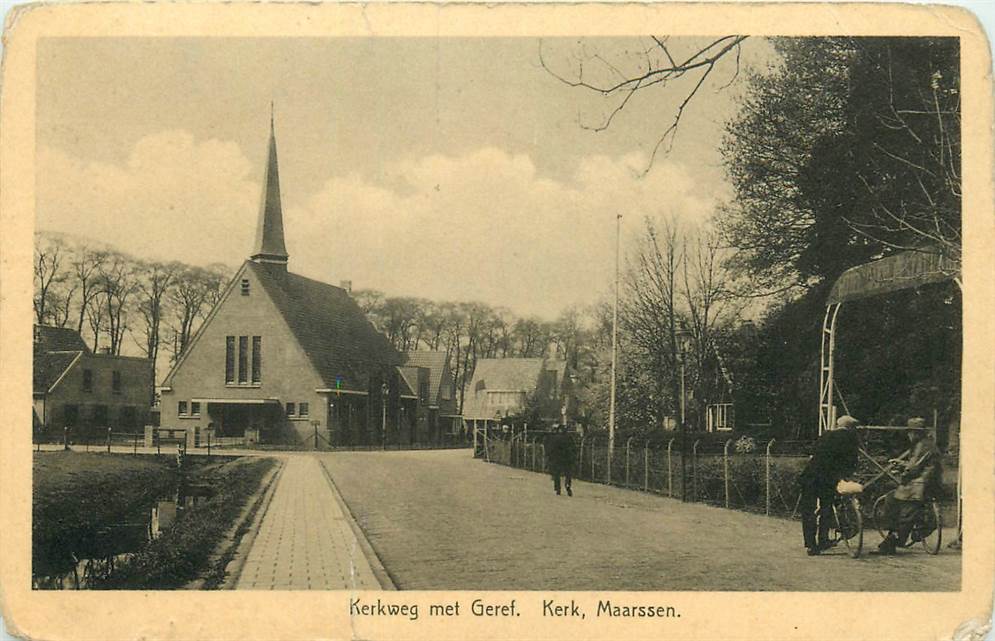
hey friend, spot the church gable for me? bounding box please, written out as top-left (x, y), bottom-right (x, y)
top-left (163, 262), bottom-right (324, 396)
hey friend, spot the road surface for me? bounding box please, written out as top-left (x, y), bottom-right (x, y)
top-left (317, 449), bottom-right (960, 591)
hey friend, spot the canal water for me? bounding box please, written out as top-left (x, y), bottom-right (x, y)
top-left (32, 482), bottom-right (213, 589)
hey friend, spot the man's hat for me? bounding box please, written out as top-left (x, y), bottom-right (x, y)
top-left (906, 417), bottom-right (929, 430)
top-left (835, 415), bottom-right (860, 429)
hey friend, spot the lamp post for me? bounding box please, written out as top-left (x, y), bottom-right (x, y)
top-left (381, 382), bottom-right (388, 450)
top-left (676, 328), bottom-right (692, 502)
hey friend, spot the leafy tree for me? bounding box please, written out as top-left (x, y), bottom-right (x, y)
top-left (721, 37), bottom-right (960, 289)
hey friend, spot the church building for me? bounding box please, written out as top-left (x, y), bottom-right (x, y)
top-left (159, 117), bottom-right (418, 448)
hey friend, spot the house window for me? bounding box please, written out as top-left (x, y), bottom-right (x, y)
top-left (251, 336), bottom-right (261, 383)
top-left (64, 404), bottom-right (78, 426)
top-left (178, 401), bottom-right (188, 416)
top-left (238, 336), bottom-right (248, 383)
top-left (286, 402), bottom-right (296, 417)
top-left (93, 404), bottom-right (108, 426)
top-left (190, 401), bottom-right (201, 416)
top-left (299, 402), bottom-right (309, 417)
top-left (82, 369), bottom-right (93, 392)
top-left (707, 403), bottom-right (734, 432)
top-left (225, 336), bottom-right (235, 383)
top-left (112, 370), bottom-right (122, 394)
top-left (241, 278), bottom-right (250, 295)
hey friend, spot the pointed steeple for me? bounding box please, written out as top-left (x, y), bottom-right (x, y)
top-left (251, 105), bottom-right (289, 267)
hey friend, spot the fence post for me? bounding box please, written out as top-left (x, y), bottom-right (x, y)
top-left (765, 438), bottom-right (776, 517)
top-left (533, 438), bottom-right (538, 471)
top-left (723, 439), bottom-right (732, 509)
top-left (625, 437), bottom-right (632, 487)
top-left (156, 428), bottom-right (161, 455)
top-left (578, 436), bottom-right (585, 477)
top-left (692, 439), bottom-right (701, 502)
top-left (607, 440), bottom-right (612, 484)
top-left (63, 426), bottom-right (70, 451)
top-left (107, 427), bottom-right (112, 453)
top-left (644, 443), bottom-right (649, 491)
top-left (207, 431), bottom-right (212, 458)
top-left (591, 438), bottom-right (596, 480)
top-left (667, 438), bottom-right (675, 497)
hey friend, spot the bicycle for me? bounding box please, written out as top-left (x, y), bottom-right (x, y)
top-left (826, 487), bottom-right (864, 558)
top-left (872, 490), bottom-right (943, 555)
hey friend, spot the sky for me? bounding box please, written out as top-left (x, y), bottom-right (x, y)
top-left (36, 36), bottom-right (774, 318)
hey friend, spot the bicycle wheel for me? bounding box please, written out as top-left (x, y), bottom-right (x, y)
top-left (872, 492), bottom-right (892, 540)
top-left (833, 496), bottom-right (864, 559)
top-left (918, 501), bottom-right (943, 555)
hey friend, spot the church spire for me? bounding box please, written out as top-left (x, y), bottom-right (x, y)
top-left (251, 105), bottom-right (289, 267)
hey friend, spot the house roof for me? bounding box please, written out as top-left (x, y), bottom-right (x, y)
top-left (462, 358), bottom-right (558, 420)
top-left (247, 261), bottom-right (402, 391)
top-left (403, 351), bottom-right (448, 404)
top-left (33, 351), bottom-right (81, 395)
top-left (397, 366), bottom-right (421, 397)
top-left (34, 325), bottom-right (89, 354)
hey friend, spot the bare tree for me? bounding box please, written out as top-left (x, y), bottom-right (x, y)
top-left (541, 36), bottom-right (747, 172)
top-left (70, 245), bottom-right (109, 334)
top-left (96, 252), bottom-right (137, 355)
top-left (132, 260), bottom-right (180, 398)
top-left (33, 233), bottom-right (69, 326)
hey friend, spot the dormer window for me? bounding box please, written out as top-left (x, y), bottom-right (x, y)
top-left (241, 278), bottom-right (250, 295)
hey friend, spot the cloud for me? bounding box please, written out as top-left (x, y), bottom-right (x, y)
top-left (37, 131), bottom-right (258, 267)
top-left (39, 134), bottom-right (724, 318)
top-left (286, 147), bottom-right (723, 317)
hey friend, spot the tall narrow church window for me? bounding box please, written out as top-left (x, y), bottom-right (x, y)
top-left (241, 278), bottom-right (250, 295)
top-left (225, 336), bottom-right (235, 383)
top-left (238, 336), bottom-right (248, 383)
top-left (251, 336), bottom-right (261, 383)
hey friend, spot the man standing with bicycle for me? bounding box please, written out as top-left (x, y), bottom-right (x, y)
top-left (798, 415), bottom-right (861, 556)
top-left (876, 417), bottom-right (943, 555)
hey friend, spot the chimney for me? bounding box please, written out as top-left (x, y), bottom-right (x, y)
top-left (340, 280), bottom-right (352, 294)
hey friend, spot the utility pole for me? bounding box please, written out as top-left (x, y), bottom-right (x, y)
top-left (609, 213), bottom-right (622, 459)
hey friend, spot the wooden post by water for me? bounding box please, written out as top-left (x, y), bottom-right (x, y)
top-left (63, 426), bottom-right (70, 451)
top-left (107, 427), bottom-right (112, 453)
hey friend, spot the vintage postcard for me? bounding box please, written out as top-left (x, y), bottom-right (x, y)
top-left (0, 2), bottom-right (992, 640)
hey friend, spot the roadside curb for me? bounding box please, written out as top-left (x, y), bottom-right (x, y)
top-left (317, 457), bottom-right (398, 591)
top-left (188, 456), bottom-right (285, 589)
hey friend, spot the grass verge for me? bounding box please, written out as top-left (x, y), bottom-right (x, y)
top-left (92, 456), bottom-right (276, 589)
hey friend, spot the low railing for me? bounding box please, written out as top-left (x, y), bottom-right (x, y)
top-left (483, 433), bottom-right (826, 518)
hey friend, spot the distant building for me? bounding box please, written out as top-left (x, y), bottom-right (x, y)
top-left (32, 325), bottom-right (153, 436)
top-left (461, 357), bottom-right (570, 434)
top-left (159, 117), bottom-right (428, 448)
top-left (401, 351), bottom-right (460, 442)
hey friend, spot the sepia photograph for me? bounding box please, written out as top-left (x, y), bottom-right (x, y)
top-left (1, 3), bottom-right (992, 641)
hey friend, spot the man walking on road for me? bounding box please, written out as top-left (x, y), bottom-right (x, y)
top-left (798, 415), bottom-right (861, 555)
top-left (546, 424), bottom-right (577, 496)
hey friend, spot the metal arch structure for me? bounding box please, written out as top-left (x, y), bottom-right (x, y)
top-left (817, 249), bottom-right (959, 435)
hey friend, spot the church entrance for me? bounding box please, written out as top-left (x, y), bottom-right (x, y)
top-left (207, 400), bottom-right (280, 437)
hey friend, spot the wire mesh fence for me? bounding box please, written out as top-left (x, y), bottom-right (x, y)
top-left (479, 431), bottom-right (819, 519)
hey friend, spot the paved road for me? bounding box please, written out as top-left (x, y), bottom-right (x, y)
top-left (318, 449), bottom-right (961, 591)
top-left (233, 456), bottom-right (382, 590)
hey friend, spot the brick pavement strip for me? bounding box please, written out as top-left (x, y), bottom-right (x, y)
top-left (319, 449), bottom-right (962, 591)
top-left (233, 455), bottom-right (383, 590)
